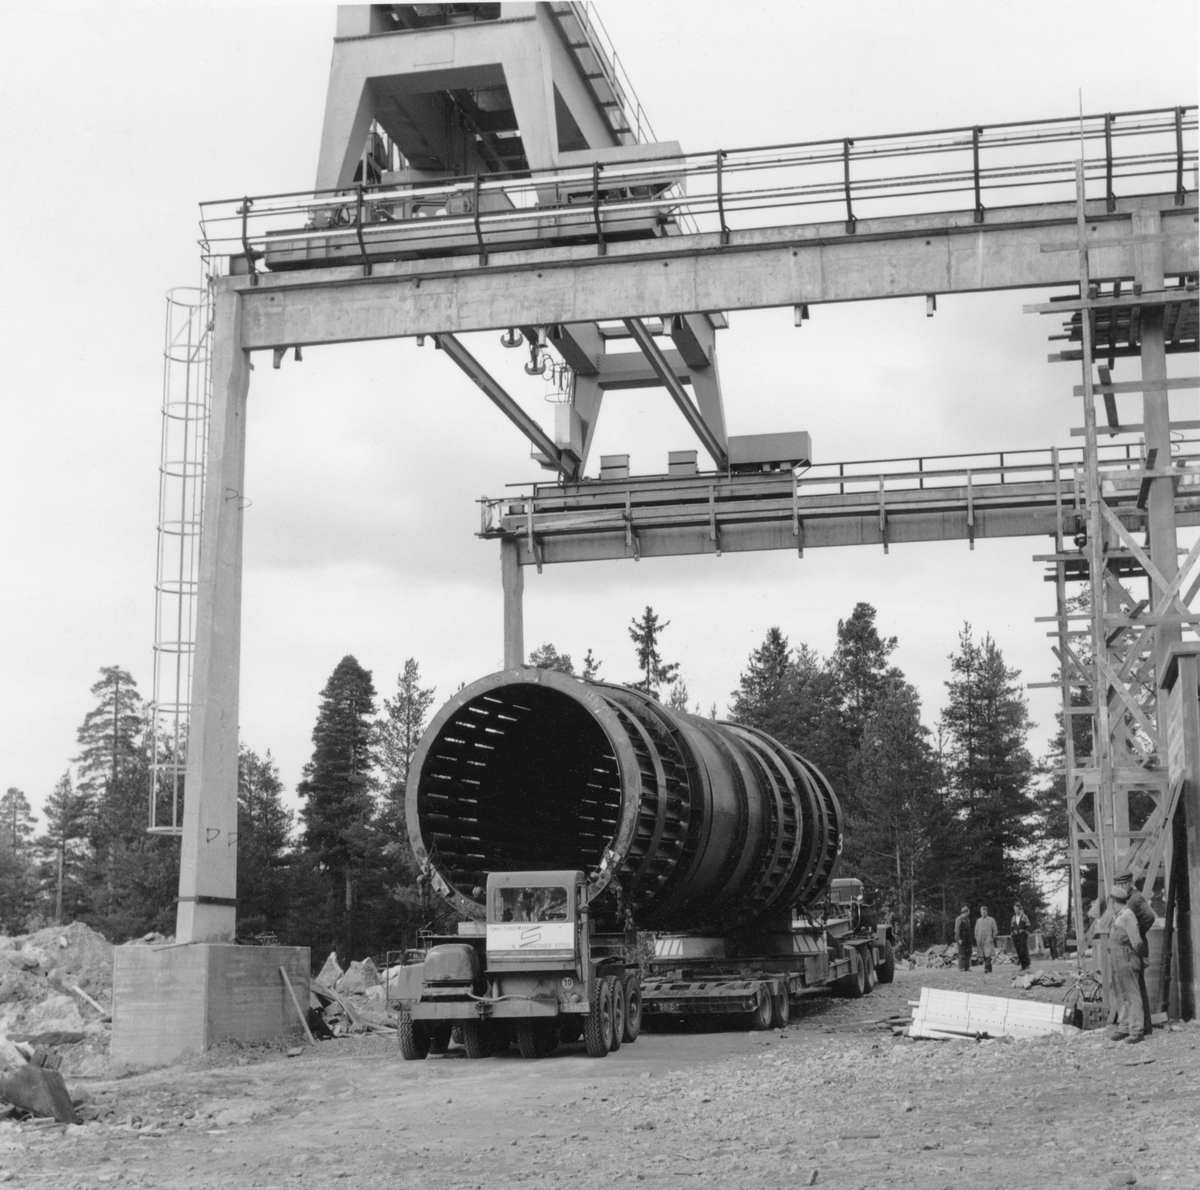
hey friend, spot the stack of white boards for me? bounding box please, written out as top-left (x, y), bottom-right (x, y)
top-left (907, 986), bottom-right (1073, 1040)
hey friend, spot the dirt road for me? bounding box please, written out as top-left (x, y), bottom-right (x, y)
top-left (3, 963), bottom-right (1198, 1190)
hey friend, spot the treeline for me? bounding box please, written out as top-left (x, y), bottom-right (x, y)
top-left (0, 603), bottom-right (1061, 959)
top-left (727, 603), bottom-right (1059, 949)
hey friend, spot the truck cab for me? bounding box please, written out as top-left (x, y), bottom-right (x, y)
top-left (391, 869), bottom-right (640, 1060)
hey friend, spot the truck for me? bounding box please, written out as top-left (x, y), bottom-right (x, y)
top-left (390, 669), bottom-right (895, 1057)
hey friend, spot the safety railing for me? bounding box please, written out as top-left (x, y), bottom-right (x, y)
top-left (479, 436), bottom-right (1200, 535)
top-left (199, 105), bottom-right (1196, 278)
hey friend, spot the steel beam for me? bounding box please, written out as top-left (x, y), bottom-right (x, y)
top-left (432, 333), bottom-right (571, 480)
top-left (623, 318), bottom-right (728, 468)
top-left (232, 194), bottom-right (1196, 350)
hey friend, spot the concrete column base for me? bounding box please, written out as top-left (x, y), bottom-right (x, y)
top-left (110, 944), bottom-right (310, 1067)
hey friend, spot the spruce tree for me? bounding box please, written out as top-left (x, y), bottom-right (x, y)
top-left (375, 658), bottom-right (436, 837)
top-left (628, 606), bottom-right (679, 698)
top-left (666, 679), bottom-right (690, 711)
top-left (0, 788), bottom-right (37, 932)
top-left (847, 682), bottom-right (943, 950)
top-left (729, 627), bottom-right (796, 740)
top-left (237, 747), bottom-right (294, 939)
top-left (37, 773), bottom-right (89, 925)
top-left (829, 603), bottom-right (899, 749)
top-left (939, 624), bottom-right (1039, 916)
top-left (527, 643), bottom-right (575, 674)
top-left (581, 649), bottom-right (603, 680)
top-left (298, 656), bottom-right (380, 959)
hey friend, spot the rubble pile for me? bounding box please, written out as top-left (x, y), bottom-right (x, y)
top-left (1011, 970), bottom-right (1065, 990)
top-left (309, 953), bottom-right (396, 1038)
top-left (0, 923), bottom-right (114, 1124)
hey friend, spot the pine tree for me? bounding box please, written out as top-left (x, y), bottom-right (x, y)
top-left (298, 656), bottom-right (380, 960)
top-left (72, 667), bottom-right (179, 941)
top-left (37, 773), bottom-right (89, 925)
top-left (237, 747), bottom-right (294, 939)
top-left (374, 658), bottom-right (436, 836)
top-left (666, 679), bottom-right (690, 711)
top-left (527, 643), bottom-right (575, 674)
top-left (829, 603), bottom-right (899, 749)
top-left (581, 649), bottom-right (602, 680)
top-left (0, 788), bottom-right (37, 932)
top-left (939, 624), bottom-right (1039, 916)
top-left (729, 628), bottom-right (796, 741)
top-left (0, 788), bottom-right (35, 851)
top-left (628, 606), bottom-right (679, 698)
top-left (847, 682), bottom-right (943, 951)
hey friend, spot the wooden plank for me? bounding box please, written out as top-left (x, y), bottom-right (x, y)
top-left (280, 966), bottom-right (316, 1045)
top-left (1072, 377), bottom-right (1198, 396)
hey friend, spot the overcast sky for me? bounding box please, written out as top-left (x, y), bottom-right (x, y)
top-left (1, 2), bottom-right (1196, 829)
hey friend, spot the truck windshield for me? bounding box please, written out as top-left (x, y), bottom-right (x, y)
top-left (493, 886), bottom-right (569, 922)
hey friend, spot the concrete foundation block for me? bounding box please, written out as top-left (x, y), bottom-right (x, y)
top-left (110, 943), bottom-right (309, 1067)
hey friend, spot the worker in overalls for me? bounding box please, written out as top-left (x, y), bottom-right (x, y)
top-left (1115, 870), bottom-right (1155, 1033)
top-left (1010, 902), bottom-right (1032, 971)
top-left (1106, 884), bottom-right (1147, 1043)
top-left (954, 904), bottom-right (972, 971)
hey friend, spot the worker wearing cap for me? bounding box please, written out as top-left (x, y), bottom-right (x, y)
top-left (1115, 870), bottom-right (1155, 1031)
top-left (974, 905), bottom-right (998, 975)
top-left (954, 904), bottom-right (972, 971)
top-left (1107, 884), bottom-right (1146, 1043)
top-left (1010, 903), bottom-right (1032, 971)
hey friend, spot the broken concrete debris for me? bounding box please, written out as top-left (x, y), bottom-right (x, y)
top-left (0, 1066), bottom-right (80, 1125)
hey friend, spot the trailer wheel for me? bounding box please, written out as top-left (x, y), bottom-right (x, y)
top-left (843, 950), bottom-right (867, 998)
top-left (397, 1012), bottom-right (430, 1061)
top-left (426, 1023), bottom-right (452, 1055)
top-left (461, 1019), bottom-right (492, 1059)
top-left (751, 985), bottom-right (774, 1030)
top-left (770, 986), bottom-right (790, 1029)
top-left (623, 976), bottom-right (642, 1043)
top-left (876, 942), bottom-right (896, 984)
top-left (559, 1016), bottom-right (583, 1044)
top-left (516, 1020), bottom-right (543, 1060)
top-left (584, 978), bottom-right (613, 1058)
top-left (606, 975), bottom-right (626, 1052)
top-left (862, 949), bottom-right (877, 994)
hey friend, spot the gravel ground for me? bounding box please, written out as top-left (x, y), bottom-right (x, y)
top-left (1, 961), bottom-right (1197, 1190)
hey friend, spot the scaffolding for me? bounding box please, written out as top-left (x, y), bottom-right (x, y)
top-left (1036, 162), bottom-right (1199, 967)
top-left (148, 288), bottom-right (212, 835)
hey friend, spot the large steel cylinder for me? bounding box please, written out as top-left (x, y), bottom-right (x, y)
top-left (406, 669), bottom-right (842, 933)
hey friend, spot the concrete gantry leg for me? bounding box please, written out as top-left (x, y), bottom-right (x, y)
top-left (501, 538), bottom-right (524, 670)
top-left (175, 288), bottom-right (250, 945)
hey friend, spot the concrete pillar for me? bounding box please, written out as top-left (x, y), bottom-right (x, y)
top-left (501, 538), bottom-right (524, 669)
top-left (176, 288), bottom-right (249, 944)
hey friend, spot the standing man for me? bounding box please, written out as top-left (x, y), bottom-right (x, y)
top-left (1010, 902), bottom-right (1032, 971)
top-left (1114, 870), bottom-right (1155, 1031)
top-left (1107, 884), bottom-right (1147, 1043)
top-left (974, 905), bottom-right (999, 975)
top-left (954, 903), bottom-right (973, 971)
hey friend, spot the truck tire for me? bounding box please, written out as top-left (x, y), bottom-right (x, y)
top-left (560, 1016), bottom-right (583, 1044)
top-left (516, 1020), bottom-right (543, 1060)
top-left (877, 942), bottom-right (896, 984)
top-left (606, 975), bottom-right (625, 1051)
top-left (751, 985), bottom-right (773, 1030)
top-left (623, 975), bottom-right (642, 1043)
top-left (584, 978), bottom-right (613, 1058)
top-left (843, 950), bottom-right (867, 998)
top-left (771, 985), bottom-right (790, 1029)
top-left (862, 950), bottom-right (877, 993)
top-left (397, 1012), bottom-right (430, 1061)
top-left (461, 1019), bottom-right (492, 1059)
top-left (426, 1023), bottom-right (452, 1055)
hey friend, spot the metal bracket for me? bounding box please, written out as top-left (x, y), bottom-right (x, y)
top-left (972, 127), bottom-right (985, 223)
top-left (843, 139), bottom-right (856, 234)
top-left (966, 470), bottom-right (975, 549)
top-left (878, 476), bottom-right (887, 553)
top-left (592, 162), bottom-right (606, 256)
top-left (473, 174), bottom-right (489, 265)
top-left (1104, 114), bottom-right (1117, 213)
top-left (716, 150), bottom-right (730, 245)
top-left (239, 197), bottom-right (260, 287)
top-left (354, 184), bottom-right (373, 277)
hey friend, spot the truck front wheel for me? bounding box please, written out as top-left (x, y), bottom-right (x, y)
top-left (623, 976), bottom-right (642, 1043)
top-left (398, 1012), bottom-right (430, 1061)
top-left (516, 1020), bottom-right (550, 1059)
top-left (584, 978), bottom-right (613, 1057)
top-left (461, 1019), bottom-right (493, 1059)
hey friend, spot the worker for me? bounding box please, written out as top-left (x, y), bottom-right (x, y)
top-left (974, 905), bottom-right (998, 975)
top-left (954, 904), bottom-right (972, 971)
top-left (1010, 902), bottom-right (1032, 971)
top-left (1106, 884), bottom-right (1147, 1043)
top-left (1114, 869), bottom-right (1155, 1032)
